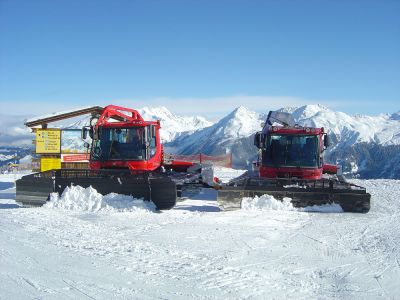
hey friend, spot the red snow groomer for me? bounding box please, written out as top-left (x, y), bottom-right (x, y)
top-left (217, 111), bottom-right (371, 213)
top-left (16, 105), bottom-right (206, 209)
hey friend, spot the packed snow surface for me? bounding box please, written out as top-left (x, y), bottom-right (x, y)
top-left (1, 172), bottom-right (400, 299)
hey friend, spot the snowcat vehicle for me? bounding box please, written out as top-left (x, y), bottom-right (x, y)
top-left (217, 111), bottom-right (371, 213)
top-left (16, 105), bottom-right (209, 210)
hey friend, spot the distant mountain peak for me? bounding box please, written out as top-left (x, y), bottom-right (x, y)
top-left (233, 105), bottom-right (250, 112)
top-left (137, 106), bottom-right (213, 142)
top-left (297, 103), bottom-right (330, 114)
top-left (390, 111), bottom-right (400, 121)
top-left (140, 106), bottom-right (173, 118)
top-left (290, 104), bottom-right (331, 121)
top-left (225, 106), bottom-right (257, 120)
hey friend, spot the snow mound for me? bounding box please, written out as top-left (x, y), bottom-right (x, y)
top-left (45, 185), bottom-right (156, 212)
top-left (241, 194), bottom-right (343, 213)
top-left (241, 195), bottom-right (295, 211)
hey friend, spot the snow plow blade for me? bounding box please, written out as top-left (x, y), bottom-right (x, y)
top-left (217, 177), bottom-right (370, 213)
top-left (15, 169), bottom-right (176, 210)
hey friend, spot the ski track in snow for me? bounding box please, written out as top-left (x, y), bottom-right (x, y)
top-left (1, 176), bottom-right (400, 299)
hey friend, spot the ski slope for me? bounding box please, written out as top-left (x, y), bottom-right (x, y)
top-left (1, 171), bottom-right (400, 299)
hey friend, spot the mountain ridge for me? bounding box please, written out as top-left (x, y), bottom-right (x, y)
top-left (1, 105), bottom-right (399, 178)
top-left (166, 104), bottom-right (400, 178)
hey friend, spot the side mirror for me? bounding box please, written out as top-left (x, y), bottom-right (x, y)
top-left (81, 127), bottom-right (88, 140)
top-left (83, 141), bottom-right (90, 149)
top-left (254, 132), bottom-right (262, 149)
top-left (324, 134), bottom-right (331, 148)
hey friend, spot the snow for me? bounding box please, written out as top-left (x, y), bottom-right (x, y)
top-left (168, 104), bottom-right (400, 161)
top-left (1, 170), bottom-right (400, 299)
top-left (18, 155), bottom-right (33, 164)
top-left (293, 105), bottom-right (400, 146)
top-left (23, 106), bottom-right (213, 143)
top-left (241, 194), bottom-right (344, 213)
top-left (2, 104), bottom-right (400, 177)
top-left (0, 170), bottom-right (31, 181)
top-left (137, 106), bottom-right (213, 143)
top-left (3, 104), bottom-right (400, 150)
top-left (166, 104), bottom-right (400, 175)
top-left (64, 106), bottom-right (215, 143)
top-left (46, 185), bottom-right (156, 212)
top-left (242, 194), bottom-right (295, 211)
top-left (390, 111), bottom-right (400, 121)
top-left (167, 106), bottom-right (262, 154)
top-left (219, 106), bottom-right (261, 139)
top-left (274, 104), bottom-right (400, 147)
top-left (0, 154), bottom-right (14, 161)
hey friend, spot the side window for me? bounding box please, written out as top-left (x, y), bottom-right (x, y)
top-left (148, 125), bottom-right (157, 158)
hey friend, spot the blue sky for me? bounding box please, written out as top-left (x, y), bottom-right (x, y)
top-left (0, 0), bottom-right (399, 119)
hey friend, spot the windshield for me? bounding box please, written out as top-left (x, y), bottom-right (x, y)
top-left (91, 127), bottom-right (146, 161)
top-left (263, 134), bottom-right (319, 167)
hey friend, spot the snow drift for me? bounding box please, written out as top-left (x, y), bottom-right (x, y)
top-left (242, 194), bottom-right (344, 213)
top-left (45, 185), bottom-right (156, 212)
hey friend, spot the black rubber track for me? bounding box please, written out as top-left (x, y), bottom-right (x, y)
top-left (217, 176), bottom-right (371, 213)
top-left (16, 169), bottom-right (176, 210)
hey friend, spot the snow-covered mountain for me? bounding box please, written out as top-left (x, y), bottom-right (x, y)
top-left (169, 106), bottom-right (260, 149)
top-left (0, 147), bottom-right (32, 169)
top-left (390, 111), bottom-right (400, 121)
top-left (63, 106), bottom-right (213, 143)
top-left (167, 104), bottom-right (400, 178)
top-left (287, 105), bottom-right (400, 146)
top-left (166, 106), bottom-right (261, 166)
top-left (0, 154), bottom-right (14, 162)
top-left (281, 105), bottom-right (400, 178)
top-left (1, 104), bottom-right (400, 178)
top-left (137, 106), bottom-right (213, 142)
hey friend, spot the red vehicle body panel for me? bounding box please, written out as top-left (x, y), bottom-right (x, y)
top-left (259, 166), bottom-right (323, 180)
top-left (260, 125), bottom-right (335, 180)
top-left (89, 105), bottom-right (194, 172)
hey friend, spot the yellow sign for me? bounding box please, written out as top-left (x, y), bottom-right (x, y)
top-left (40, 157), bottom-right (61, 172)
top-left (36, 129), bottom-right (61, 154)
